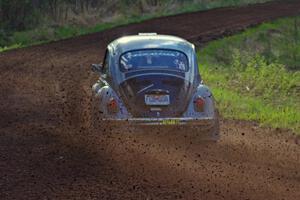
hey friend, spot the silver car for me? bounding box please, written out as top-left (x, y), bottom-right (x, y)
top-left (91, 33), bottom-right (220, 141)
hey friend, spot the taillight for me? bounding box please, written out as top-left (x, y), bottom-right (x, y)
top-left (107, 98), bottom-right (119, 113)
top-left (194, 96), bottom-right (205, 112)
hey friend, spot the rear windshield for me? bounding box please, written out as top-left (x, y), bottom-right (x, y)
top-left (120, 49), bottom-right (188, 72)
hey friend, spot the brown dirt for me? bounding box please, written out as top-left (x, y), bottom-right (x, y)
top-left (1, 1), bottom-right (300, 199)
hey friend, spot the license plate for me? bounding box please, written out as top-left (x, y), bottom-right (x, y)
top-left (145, 94), bottom-right (170, 105)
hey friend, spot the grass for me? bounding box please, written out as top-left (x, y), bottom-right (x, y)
top-left (198, 16), bottom-right (300, 134)
top-left (213, 87), bottom-right (300, 132)
top-left (0, 0), bottom-right (272, 53)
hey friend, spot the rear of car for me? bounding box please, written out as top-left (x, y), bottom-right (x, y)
top-left (91, 34), bottom-right (220, 141)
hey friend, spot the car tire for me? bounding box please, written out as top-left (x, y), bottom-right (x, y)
top-left (91, 96), bottom-right (103, 130)
top-left (209, 109), bottom-right (220, 142)
top-left (195, 109), bottom-right (220, 143)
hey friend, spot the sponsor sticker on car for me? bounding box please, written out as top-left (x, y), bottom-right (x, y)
top-left (162, 119), bottom-right (180, 125)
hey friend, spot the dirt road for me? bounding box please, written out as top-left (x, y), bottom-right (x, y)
top-left (0, 1), bottom-right (300, 199)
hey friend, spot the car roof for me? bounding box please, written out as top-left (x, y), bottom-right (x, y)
top-left (109, 34), bottom-right (194, 54)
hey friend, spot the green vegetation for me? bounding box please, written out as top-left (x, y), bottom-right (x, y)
top-left (0, 0), bottom-right (272, 52)
top-left (198, 16), bottom-right (300, 133)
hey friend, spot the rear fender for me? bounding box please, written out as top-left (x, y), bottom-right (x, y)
top-left (183, 84), bottom-right (216, 118)
top-left (93, 83), bottom-right (131, 119)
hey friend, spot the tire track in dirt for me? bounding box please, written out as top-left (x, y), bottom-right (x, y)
top-left (0, 1), bottom-right (300, 199)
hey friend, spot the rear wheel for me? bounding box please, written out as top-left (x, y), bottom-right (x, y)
top-left (192, 110), bottom-right (220, 143)
top-left (210, 109), bottom-right (220, 142)
top-left (91, 96), bottom-right (103, 130)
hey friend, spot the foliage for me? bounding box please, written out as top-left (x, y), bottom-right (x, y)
top-left (0, 43), bottom-right (22, 52)
top-left (213, 87), bottom-right (300, 132)
top-left (200, 17), bottom-right (300, 70)
top-left (198, 17), bottom-right (300, 133)
top-left (0, 0), bottom-right (40, 31)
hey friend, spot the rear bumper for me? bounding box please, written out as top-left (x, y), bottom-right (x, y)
top-left (98, 117), bottom-right (219, 140)
top-left (103, 117), bottom-right (215, 126)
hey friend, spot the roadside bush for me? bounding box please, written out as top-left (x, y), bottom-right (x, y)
top-left (198, 18), bottom-right (300, 133)
top-left (230, 52), bottom-right (299, 100)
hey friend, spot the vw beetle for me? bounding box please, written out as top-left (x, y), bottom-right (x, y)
top-left (91, 33), bottom-right (220, 141)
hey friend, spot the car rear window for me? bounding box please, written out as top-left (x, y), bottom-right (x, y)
top-left (120, 49), bottom-right (188, 72)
